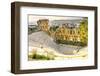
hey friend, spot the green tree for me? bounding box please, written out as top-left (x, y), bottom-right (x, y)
top-left (79, 19), bottom-right (88, 46)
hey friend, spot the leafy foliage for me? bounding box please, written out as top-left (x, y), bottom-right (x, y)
top-left (79, 19), bottom-right (88, 46)
top-left (56, 40), bottom-right (87, 46)
top-left (29, 51), bottom-right (55, 60)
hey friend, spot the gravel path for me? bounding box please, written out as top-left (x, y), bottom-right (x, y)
top-left (29, 31), bottom-right (83, 55)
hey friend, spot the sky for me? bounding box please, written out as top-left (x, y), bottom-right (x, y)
top-left (28, 14), bottom-right (86, 25)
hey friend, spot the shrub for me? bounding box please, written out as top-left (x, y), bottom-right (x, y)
top-left (55, 40), bottom-right (87, 46)
top-left (32, 53), bottom-right (55, 60)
